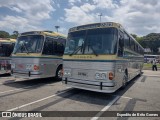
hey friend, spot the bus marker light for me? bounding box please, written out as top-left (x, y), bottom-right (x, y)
top-left (34, 65), bottom-right (39, 71)
top-left (109, 72), bottom-right (114, 80)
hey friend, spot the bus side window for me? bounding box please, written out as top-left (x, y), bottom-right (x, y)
top-left (118, 35), bottom-right (124, 57)
top-left (42, 38), bottom-right (54, 55)
top-left (55, 38), bottom-right (65, 56)
top-left (54, 38), bottom-right (65, 56)
top-left (124, 33), bottom-right (129, 49)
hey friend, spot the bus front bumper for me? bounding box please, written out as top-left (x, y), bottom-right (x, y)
top-left (62, 78), bottom-right (117, 93)
top-left (0, 70), bottom-right (11, 75)
top-left (11, 70), bottom-right (43, 79)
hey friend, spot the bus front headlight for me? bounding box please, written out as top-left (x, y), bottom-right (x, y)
top-left (26, 64), bottom-right (33, 70)
top-left (63, 69), bottom-right (71, 77)
top-left (11, 63), bottom-right (15, 69)
top-left (95, 72), bottom-right (107, 80)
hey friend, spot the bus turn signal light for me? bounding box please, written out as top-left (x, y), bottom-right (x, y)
top-left (34, 65), bottom-right (39, 71)
top-left (109, 72), bottom-right (114, 80)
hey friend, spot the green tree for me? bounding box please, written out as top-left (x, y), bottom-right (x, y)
top-left (131, 34), bottom-right (137, 39)
top-left (141, 33), bottom-right (160, 54)
top-left (0, 31), bottom-right (10, 38)
top-left (130, 33), bottom-right (160, 54)
top-left (13, 31), bottom-right (19, 35)
top-left (10, 31), bottom-right (19, 39)
top-left (131, 33), bottom-right (143, 44)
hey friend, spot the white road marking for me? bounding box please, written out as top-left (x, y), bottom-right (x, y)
top-left (6, 88), bottom-right (72, 111)
top-left (0, 77), bottom-right (16, 85)
top-left (112, 95), bottom-right (132, 100)
top-left (0, 81), bottom-right (16, 85)
top-left (91, 96), bottom-right (120, 120)
top-left (143, 74), bottom-right (160, 77)
top-left (0, 84), bottom-right (41, 94)
top-left (135, 82), bottom-right (143, 84)
top-left (139, 76), bottom-right (145, 80)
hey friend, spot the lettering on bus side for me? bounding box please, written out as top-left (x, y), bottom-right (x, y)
top-left (73, 55), bottom-right (93, 59)
top-left (78, 72), bottom-right (87, 76)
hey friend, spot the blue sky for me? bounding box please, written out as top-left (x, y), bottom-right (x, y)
top-left (0, 0), bottom-right (160, 36)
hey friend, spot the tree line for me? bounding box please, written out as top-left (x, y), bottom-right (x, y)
top-left (0, 30), bottom-right (18, 39)
top-left (131, 33), bottom-right (160, 54)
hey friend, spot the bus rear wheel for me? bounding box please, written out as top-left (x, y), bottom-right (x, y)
top-left (56, 66), bottom-right (62, 80)
top-left (122, 73), bottom-right (128, 89)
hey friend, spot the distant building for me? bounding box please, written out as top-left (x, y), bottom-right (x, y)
top-left (144, 48), bottom-right (151, 53)
top-left (158, 47), bottom-right (160, 53)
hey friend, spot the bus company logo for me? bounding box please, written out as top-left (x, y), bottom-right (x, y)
top-left (18, 64), bottom-right (24, 69)
top-left (1, 112), bottom-right (42, 118)
top-left (73, 55), bottom-right (93, 59)
top-left (78, 72), bottom-right (87, 77)
top-left (2, 112), bottom-right (11, 117)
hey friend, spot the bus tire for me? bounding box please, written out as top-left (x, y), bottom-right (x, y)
top-left (56, 65), bottom-right (62, 80)
top-left (121, 72), bottom-right (128, 89)
top-left (139, 68), bottom-right (143, 76)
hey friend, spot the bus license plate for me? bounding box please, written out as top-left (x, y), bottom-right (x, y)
top-left (78, 71), bottom-right (88, 78)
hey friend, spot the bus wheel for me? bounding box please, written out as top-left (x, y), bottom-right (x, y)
top-left (56, 66), bottom-right (62, 80)
top-left (122, 73), bottom-right (128, 89)
top-left (139, 69), bottom-right (142, 76)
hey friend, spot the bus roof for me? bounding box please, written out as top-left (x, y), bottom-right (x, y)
top-left (69, 22), bottom-right (123, 32)
top-left (144, 54), bottom-right (160, 56)
top-left (19, 31), bottom-right (67, 39)
top-left (0, 38), bottom-right (16, 43)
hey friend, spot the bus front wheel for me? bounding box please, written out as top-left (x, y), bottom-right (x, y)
top-left (122, 73), bottom-right (128, 89)
top-left (56, 66), bottom-right (63, 80)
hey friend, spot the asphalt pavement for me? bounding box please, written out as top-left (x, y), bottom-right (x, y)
top-left (0, 70), bottom-right (159, 120)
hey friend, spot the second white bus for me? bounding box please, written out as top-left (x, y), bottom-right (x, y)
top-left (11, 31), bottom-right (66, 79)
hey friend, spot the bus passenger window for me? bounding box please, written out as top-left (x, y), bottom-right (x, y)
top-left (56, 43), bottom-right (65, 55)
top-left (55, 39), bottom-right (65, 56)
top-left (42, 39), bottom-right (53, 55)
top-left (42, 37), bottom-right (65, 56)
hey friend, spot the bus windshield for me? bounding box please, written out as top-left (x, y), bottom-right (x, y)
top-left (0, 42), bottom-right (14, 57)
top-left (64, 28), bottom-right (118, 55)
top-left (13, 35), bottom-right (44, 54)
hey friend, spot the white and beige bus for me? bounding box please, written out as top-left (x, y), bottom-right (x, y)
top-left (11, 31), bottom-right (66, 79)
top-left (62, 22), bottom-right (144, 93)
top-left (0, 38), bottom-right (16, 75)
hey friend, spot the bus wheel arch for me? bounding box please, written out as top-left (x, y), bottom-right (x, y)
top-left (56, 64), bottom-right (63, 80)
top-left (125, 69), bottom-right (128, 77)
top-left (121, 69), bottom-right (128, 89)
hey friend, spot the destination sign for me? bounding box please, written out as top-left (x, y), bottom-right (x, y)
top-left (69, 22), bottom-right (121, 32)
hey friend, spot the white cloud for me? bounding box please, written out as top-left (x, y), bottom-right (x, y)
top-left (0, 15), bottom-right (40, 32)
top-left (1, 0), bottom-right (160, 36)
top-left (0, 0), bottom-right (55, 32)
top-left (64, 0), bottom-right (117, 25)
top-left (69, 0), bottom-right (81, 6)
top-left (10, 6), bottom-right (22, 13)
top-left (109, 0), bottom-right (160, 35)
top-left (64, 0), bottom-right (160, 36)
top-left (0, 0), bottom-right (55, 20)
top-left (64, 6), bottom-right (95, 25)
top-left (57, 4), bottom-right (60, 8)
top-left (93, 0), bottom-right (119, 9)
top-left (80, 3), bottom-right (96, 12)
top-left (58, 27), bottom-right (68, 35)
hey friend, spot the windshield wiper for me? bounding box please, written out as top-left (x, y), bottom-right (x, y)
top-left (69, 45), bottom-right (83, 56)
top-left (14, 43), bottom-right (29, 54)
top-left (87, 45), bottom-right (98, 56)
top-left (22, 43), bottom-right (29, 54)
